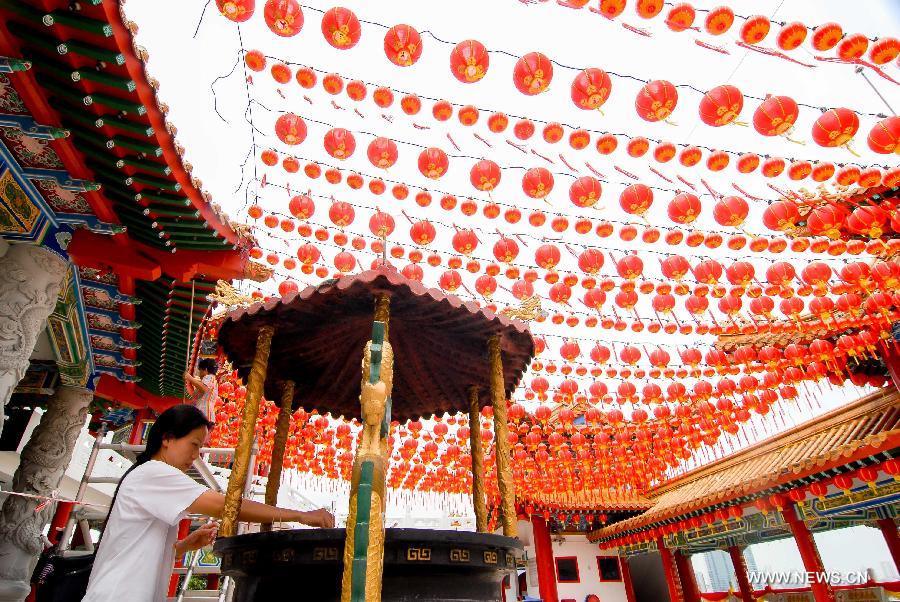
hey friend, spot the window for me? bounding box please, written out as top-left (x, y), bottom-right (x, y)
top-left (597, 556), bottom-right (622, 582)
top-left (555, 556), bottom-right (580, 583)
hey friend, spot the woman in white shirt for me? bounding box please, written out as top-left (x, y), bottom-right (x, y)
top-left (82, 404), bottom-right (334, 602)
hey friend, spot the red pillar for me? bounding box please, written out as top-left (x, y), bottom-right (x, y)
top-left (876, 518), bottom-right (900, 573)
top-left (781, 503), bottom-right (836, 602)
top-left (207, 574), bottom-right (219, 590)
top-left (884, 345), bottom-right (900, 390)
top-left (728, 546), bottom-right (755, 602)
top-left (657, 537), bottom-right (684, 602)
top-left (619, 555), bottom-right (637, 602)
top-left (129, 407), bottom-right (153, 445)
top-left (531, 516), bottom-right (559, 602)
top-left (674, 550), bottom-right (701, 602)
top-left (168, 518), bottom-right (191, 596)
top-left (46, 501), bottom-right (74, 546)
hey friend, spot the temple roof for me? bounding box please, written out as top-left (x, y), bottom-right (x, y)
top-left (0, 0), bottom-right (272, 404)
top-left (589, 387), bottom-right (900, 541)
top-left (218, 266), bottom-right (535, 421)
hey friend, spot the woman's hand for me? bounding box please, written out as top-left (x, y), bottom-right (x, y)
top-left (297, 508), bottom-right (335, 528)
top-left (175, 520), bottom-right (218, 554)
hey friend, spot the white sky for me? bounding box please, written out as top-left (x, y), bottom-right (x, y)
top-left (124, 0), bottom-right (900, 577)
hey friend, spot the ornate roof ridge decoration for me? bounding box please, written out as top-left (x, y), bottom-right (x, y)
top-left (0, 0), bottom-right (258, 253)
top-left (116, 0), bottom-right (253, 248)
top-left (588, 387), bottom-right (900, 541)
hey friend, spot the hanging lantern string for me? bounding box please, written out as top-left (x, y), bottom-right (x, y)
top-left (284, 4), bottom-right (890, 118)
top-left (245, 49), bottom-right (896, 163)
top-left (250, 83), bottom-right (897, 179)
top-left (255, 173), bottom-right (868, 268)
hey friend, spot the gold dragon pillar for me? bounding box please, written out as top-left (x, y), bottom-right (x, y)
top-left (468, 387), bottom-right (488, 532)
top-left (221, 325), bottom-right (274, 537)
top-left (261, 379), bottom-right (294, 532)
top-left (489, 334), bottom-right (517, 538)
top-left (341, 294), bottom-right (393, 602)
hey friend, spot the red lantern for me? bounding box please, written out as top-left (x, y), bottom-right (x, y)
top-left (868, 116), bottom-right (900, 155)
top-left (837, 33), bottom-right (869, 60)
top-left (812, 108), bottom-right (859, 149)
top-left (776, 22), bottom-right (807, 50)
top-left (535, 244), bottom-right (561, 270)
top-left (513, 52), bottom-right (553, 95)
top-left (450, 40), bottom-right (489, 83)
top-left (493, 237), bottom-right (519, 263)
top-left (870, 37), bottom-right (900, 64)
top-left (665, 3), bottom-right (695, 31)
top-left (635, 80), bottom-right (678, 122)
top-left (753, 96), bottom-right (799, 137)
top-left (713, 196), bottom-right (749, 227)
top-left (699, 85), bottom-right (743, 127)
top-left (334, 251), bottom-right (356, 273)
top-left (383, 25), bottom-right (422, 66)
top-left (439, 270), bottom-right (462, 292)
top-left (619, 184), bottom-right (653, 216)
top-left (740, 15), bottom-right (770, 45)
top-left (368, 211), bottom-right (395, 238)
top-left (328, 201), bottom-right (355, 228)
top-left (418, 148), bottom-right (449, 179)
top-left (288, 194), bottom-right (314, 220)
top-left (812, 22), bottom-right (843, 51)
top-left (616, 254), bottom-right (643, 280)
top-left (296, 243), bottom-right (321, 266)
top-left (469, 160), bottom-right (501, 191)
top-left (571, 68), bottom-right (612, 111)
top-left (667, 192), bottom-right (701, 224)
top-left (578, 249), bottom-right (604, 274)
top-left (264, 0), bottom-right (303, 37)
top-left (275, 113), bottom-right (307, 145)
top-left (323, 128), bottom-right (356, 159)
top-left (705, 6), bottom-right (734, 35)
top-left (366, 137), bottom-right (398, 169)
top-left (569, 176), bottom-right (602, 208)
top-left (216, 0), bottom-right (254, 22)
top-left (321, 7), bottom-right (360, 49)
top-left (452, 229), bottom-right (478, 255)
top-left (522, 167), bottom-right (554, 199)
top-left (762, 200), bottom-right (800, 233)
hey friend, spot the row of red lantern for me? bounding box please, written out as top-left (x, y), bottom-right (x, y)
top-left (543, 2), bottom-right (898, 65)
top-left (257, 152), bottom-right (900, 257)
top-left (267, 73), bottom-right (900, 184)
top-left (226, 3), bottom-right (898, 112)
top-left (266, 218), bottom-right (900, 296)
top-left (254, 159), bottom-right (900, 263)
top-left (600, 459), bottom-right (900, 547)
top-left (274, 110), bottom-right (899, 195)
top-left (764, 197), bottom-right (900, 240)
top-left (207, 367), bottom-right (832, 499)
top-left (251, 216), bottom-right (900, 300)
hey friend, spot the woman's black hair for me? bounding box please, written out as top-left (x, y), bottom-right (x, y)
top-left (97, 405), bottom-right (214, 548)
top-left (197, 358), bottom-right (218, 374)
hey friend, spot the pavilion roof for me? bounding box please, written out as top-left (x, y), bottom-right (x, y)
top-left (218, 265), bottom-right (535, 421)
top-left (588, 387), bottom-right (900, 541)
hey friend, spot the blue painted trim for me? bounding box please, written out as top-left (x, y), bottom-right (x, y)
top-left (80, 280), bottom-right (140, 304)
top-left (0, 113), bottom-right (65, 140)
top-left (71, 268), bottom-right (96, 378)
top-left (0, 141), bottom-right (58, 227)
top-left (21, 166), bottom-right (95, 192)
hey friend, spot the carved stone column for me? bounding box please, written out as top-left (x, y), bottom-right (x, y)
top-left (0, 244), bottom-right (68, 437)
top-left (0, 385), bottom-right (91, 601)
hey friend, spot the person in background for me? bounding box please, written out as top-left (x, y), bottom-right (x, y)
top-left (82, 404), bottom-right (334, 602)
top-left (183, 358), bottom-right (219, 421)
